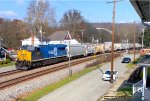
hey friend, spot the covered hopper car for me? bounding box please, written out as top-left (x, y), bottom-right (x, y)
top-left (67, 44), bottom-right (87, 58)
top-left (94, 44), bottom-right (105, 54)
top-left (85, 44), bottom-right (96, 55)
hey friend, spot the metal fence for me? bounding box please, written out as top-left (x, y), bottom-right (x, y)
top-left (103, 96), bottom-right (142, 101)
top-left (133, 80), bottom-right (143, 95)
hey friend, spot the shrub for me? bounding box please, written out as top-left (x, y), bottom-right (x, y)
top-left (6, 59), bottom-right (11, 63)
top-left (132, 56), bottom-right (143, 64)
top-left (0, 61), bottom-right (2, 65)
top-left (2, 59), bottom-right (11, 64)
top-left (2, 60), bottom-right (7, 64)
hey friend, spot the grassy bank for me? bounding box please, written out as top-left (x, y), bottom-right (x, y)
top-left (21, 65), bottom-right (100, 101)
top-left (132, 56), bottom-right (143, 64)
top-left (0, 62), bottom-right (15, 68)
top-left (116, 56), bottom-right (143, 96)
top-left (116, 83), bottom-right (132, 96)
top-left (127, 56), bottom-right (143, 68)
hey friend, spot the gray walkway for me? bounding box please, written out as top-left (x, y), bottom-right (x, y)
top-left (0, 65), bottom-right (15, 73)
top-left (38, 54), bottom-right (139, 101)
top-left (144, 88), bottom-right (150, 101)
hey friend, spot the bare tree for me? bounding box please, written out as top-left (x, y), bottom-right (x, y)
top-left (25, 0), bottom-right (56, 35)
top-left (60, 9), bottom-right (86, 39)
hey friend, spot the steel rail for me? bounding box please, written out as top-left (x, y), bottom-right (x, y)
top-left (0, 70), bottom-right (22, 77)
top-left (0, 54), bottom-right (102, 89)
top-left (0, 52), bottom-right (120, 89)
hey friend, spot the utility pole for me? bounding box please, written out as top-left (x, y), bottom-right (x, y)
top-left (30, 22), bottom-right (34, 46)
top-left (91, 35), bottom-right (94, 44)
top-left (80, 30), bottom-right (84, 44)
top-left (99, 37), bottom-right (101, 43)
top-left (69, 41), bottom-right (71, 77)
top-left (39, 26), bottom-right (43, 45)
top-left (68, 31), bottom-right (72, 77)
top-left (118, 24), bottom-right (121, 43)
top-left (133, 21), bottom-right (136, 62)
top-left (31, 34), bottom-right (34, 46)
top-left (142, 28), bottom-right (145, 49)
top-left (107, 0), bottom-right (123, 83)
top-left (111, 0), bottom-right (116, 83)
top-left (107, 0), bottom-right (116, 84)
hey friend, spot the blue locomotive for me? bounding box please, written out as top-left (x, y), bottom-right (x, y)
top-left (16, 44), bottom-right (67, 70)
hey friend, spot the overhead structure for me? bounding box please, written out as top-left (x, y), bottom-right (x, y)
top-left (130, 0), bottom-right (150, 28)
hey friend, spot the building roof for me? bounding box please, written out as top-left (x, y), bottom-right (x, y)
top-left (130, 0), bottom-right (150, 22)
top-left (36, 34), bottom-right (50, 42)
top-left (138, 55), bottom-right (150, 67)
top-left (0, 37), bottom-right (3, 41)
top-left (48, 31), bottom-right (71, 41)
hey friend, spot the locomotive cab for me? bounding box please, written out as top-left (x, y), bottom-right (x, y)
top-left (16, 45), bottom-right (43, 70)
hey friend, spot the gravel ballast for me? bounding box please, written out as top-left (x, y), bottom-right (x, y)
top-left (0, 54), bottom-right (120, 101)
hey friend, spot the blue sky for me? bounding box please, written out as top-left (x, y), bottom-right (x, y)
top-left (0, 0), bottom-right (141, 23)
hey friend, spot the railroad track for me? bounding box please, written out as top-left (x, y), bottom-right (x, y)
top-left (0, 56), bottom-right (95, 78)
top-left (0, 53), bottom-right (108, 89)
top-left (0, 52), bottom-right (104, 77)
top-left (0, 70), bottom-right (23, 77)
top-left (0, 52), bottom-right (121, 89)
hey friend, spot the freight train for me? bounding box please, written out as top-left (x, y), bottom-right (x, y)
top-left (16, 43), bottom-right (142, 70)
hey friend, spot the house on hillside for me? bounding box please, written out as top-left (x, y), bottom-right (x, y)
top-left (21, 35), bottom-right (50, 46)
top-left (0, 47), bottom-right (6, 60)
top-left (48, 31), bottom-right (79, 44)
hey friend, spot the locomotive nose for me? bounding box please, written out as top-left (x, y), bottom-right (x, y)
top-left (17, 50), bottom-right (31, 61)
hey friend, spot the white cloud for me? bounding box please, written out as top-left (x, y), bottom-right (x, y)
top-left (16, 0), bottom-right (24, 5)
top-left (119, 21), bottom-right (126, 23)
top-left (0, 10), bottom-right (18, 18)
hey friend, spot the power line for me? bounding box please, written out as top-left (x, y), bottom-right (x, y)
top-left (57, 1), bottom-right (104, 21)
top-left (106, 0), bottom-right (123, 4)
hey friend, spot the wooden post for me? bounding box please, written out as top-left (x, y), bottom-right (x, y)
top-left (110, 0), bottom-right (116, 83)
top-left (133, 21), bottom-right (136, 62)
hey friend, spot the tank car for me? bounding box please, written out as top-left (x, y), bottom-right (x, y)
top-left (16, 44), bottom-right (67, 70)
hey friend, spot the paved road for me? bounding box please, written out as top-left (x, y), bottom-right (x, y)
top-left (0, 65), bottom-right (15, 73)
top-left (38, 54), bottom-right (139, 101)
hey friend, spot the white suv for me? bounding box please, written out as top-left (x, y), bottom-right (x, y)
top-left (102, 70), bottom-right (118, 81)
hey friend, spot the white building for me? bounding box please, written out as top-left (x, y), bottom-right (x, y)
top-left (48, 31), bottom-right (79, 44)
top-left (21, 31), bottom-right (79, 46)
top-left (21, 35), bottom-right (49, 46)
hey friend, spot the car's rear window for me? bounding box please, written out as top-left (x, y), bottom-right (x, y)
top-left (105, 71), bottom-right (117, 74)
top-left (105, 71), bottom-right (111, 74)
top-left (123, 58), bottom-right (130, 60)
